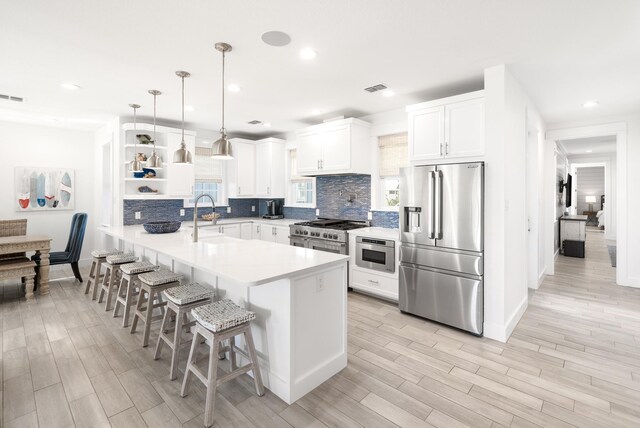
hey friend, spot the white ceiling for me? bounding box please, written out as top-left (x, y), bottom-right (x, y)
top-left (559, 136), bottom-right (617, 155)
top-left (2, 0), bottom-right (640, 135)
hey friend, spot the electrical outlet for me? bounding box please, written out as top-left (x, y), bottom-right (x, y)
top-left (315, 208), bottom-right (320, 216)
top-left (367, 211), bottom-right (373, 220)
top-left (251, 205), bottom-right (255, 212)
top-left (316, 276), bottom-right (325, 292)
top-left (180, 209), bottom-right (185, 216)
top-left (135, 211), bottom-right (141, 220)
top-left (227, 206), bottom-right (231, 213)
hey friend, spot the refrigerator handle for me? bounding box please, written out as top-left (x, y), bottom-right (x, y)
top-left (436, 170), bottom-right (443, 240)
top-left (429, 171), bottom-right (436, 239)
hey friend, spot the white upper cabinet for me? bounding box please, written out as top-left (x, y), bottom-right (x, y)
top-left (227, 139), bottom-right (256, 198)
top-left (406, 90), bottom-right (484, 163)
top-left (295, 118), bottom-right (371, 176)
top-left (408, 106), bottom-right (445, 160)
top-left (254, 138), bottom-right (286, 198)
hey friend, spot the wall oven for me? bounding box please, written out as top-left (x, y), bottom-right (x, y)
top-left (355, 236), bottom-right (395, 273)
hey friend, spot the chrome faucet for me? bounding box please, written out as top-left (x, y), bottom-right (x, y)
top-left (192, 193), bottom-right (216, 243)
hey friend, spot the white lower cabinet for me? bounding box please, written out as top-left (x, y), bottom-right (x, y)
top-left (350, 268), bottom-right (399, 301)
top-left (212, 224), bottom-right (240, 238)
top-left (240, 223), bottom-right (252, 240)
top-left (259, 225), bottom-right (289, 244)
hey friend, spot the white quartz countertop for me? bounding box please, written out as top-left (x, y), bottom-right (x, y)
top-left (186, 217), bottom-right (301, 227)
top-left (98, 225), bottom-right (348, 286)
top-left (350, 227), bottom-right (400, 241)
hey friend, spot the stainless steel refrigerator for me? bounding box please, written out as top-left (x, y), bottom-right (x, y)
top-left (399, 162), bottom-right (484, 335)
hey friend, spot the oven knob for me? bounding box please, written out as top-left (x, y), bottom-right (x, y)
top-left (332, 234), bottom-right (338, 239)
top-left (322, 233), bottom-right (327, 238)
top-left (303, 231), bottom-right (308, 235)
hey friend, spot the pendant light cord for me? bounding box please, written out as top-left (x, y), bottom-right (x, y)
top-left (153, 93), bottom-right (157, 148)
top-left (181, 75), bottom-right (185, 143)
top-left (133, 106), bottom-right (137, 156)
top-left (221, 49), bottom-right (225, 134)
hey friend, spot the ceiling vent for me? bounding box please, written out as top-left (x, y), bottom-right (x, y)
top-left (0, 93), bottom-right (25, 103)
top-left (247, 120), bottom-right (263, 125)
top-left (364, 83), bottom-right (387, 93)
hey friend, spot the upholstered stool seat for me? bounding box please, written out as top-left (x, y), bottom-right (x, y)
top-left (131, 269), bottom-right (182, 347)
top-left (85, 249), bottom-right (122, 299)
top-left (113, 261), bottom-right (157, 327)
top-left (191, 299), bottom-right (256, 333)
top-left (98, 253), bottom-right (138, 311)
top-left (182, 299), bottom-right (263, 427)
top-left (154, 283), bottom-right (216, 380)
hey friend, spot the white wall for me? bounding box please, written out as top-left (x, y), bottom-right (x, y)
top-left (0, 120), bottom-right (96, 263)
top-left (483, 64), bottom-right (545, 342)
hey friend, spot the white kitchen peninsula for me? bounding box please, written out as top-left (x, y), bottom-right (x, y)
top-left (98, 225), bottom-right (348, 404)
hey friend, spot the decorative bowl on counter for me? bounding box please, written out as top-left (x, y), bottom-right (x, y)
top-left (143, 221), bottom-right (181, 234)
top-left (201, 213), bottom-right (220, 221)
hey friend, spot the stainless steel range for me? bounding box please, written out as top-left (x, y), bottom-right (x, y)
top-left (289, 219), bottom-right (369, 254)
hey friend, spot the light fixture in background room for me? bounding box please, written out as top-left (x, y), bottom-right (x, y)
top-left (173, 71), bottom-right (193, 164)
top-left (211, 42), bottom-right (234, 159)
top-left (586, 195), bottom-right (596, 212)
top-left (147, 89), bottom-right (163, 168)
top-left (583, 100), bottom-right (599, 108)
top-left (128, 103), bottom-right (143, 172)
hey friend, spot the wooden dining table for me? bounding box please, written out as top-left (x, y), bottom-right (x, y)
top-left (0, 235), bottom-right (52, 295)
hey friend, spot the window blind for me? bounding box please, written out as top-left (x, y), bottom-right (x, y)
top-left (378, 133), bottom-right (408, 177)
top-left (194, 146), bottom-right (223, 182)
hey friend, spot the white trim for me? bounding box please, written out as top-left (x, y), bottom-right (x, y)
top-left (545, 122), bottom-right (633, 287)
top-left (483, 295), bottom-right (528, 343)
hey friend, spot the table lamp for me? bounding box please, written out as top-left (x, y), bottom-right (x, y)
top-left (586, 195), bottom-right (596, 212)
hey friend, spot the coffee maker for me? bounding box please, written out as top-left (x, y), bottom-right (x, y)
top-left (263, 200), bottom-right (284, 219)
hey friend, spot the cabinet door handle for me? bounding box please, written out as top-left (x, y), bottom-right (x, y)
top-left (440, 143), bottom-right (443, 156)
top-left (368, 279), bottom-right (379, 284)
top-left (273, 227), bottom-right (276, 235)
top-left (446, 142), bottom-right (449, 156)
top-left (317, 160), bottom-right (320, 169)
top-left (267, 186), bottom-right (270, 194)
top-left (238, 186), bottom-right (241, 194)
top-left (320, 160), bottom-right (323, 169)
top-left (257, 225), bottom-right (260, 233)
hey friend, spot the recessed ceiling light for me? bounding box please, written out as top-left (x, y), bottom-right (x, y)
top-left (227, 84), bottom-right (240, 92)
top-left (261, 31), bottom-right (291, 47)
top-left (583, 100), bottom-right (598, 108)
top-left (185, 105), bottom-right (194, 112)
top-left (262, 122), bottom-right (271, 127)
top-left (312, 109), bottom-right (322, 115)
top-left (60, 83), bottom-right (80, 90)
top-left (586, 149), bottom-right (593, 153)
top-left (382, 90), bottom-right (395, 97)
top-left (300, 48), bottom-right (317, 60)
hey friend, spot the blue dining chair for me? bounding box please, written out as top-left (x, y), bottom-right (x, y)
top-left (33, 212), bottom-right (88, 283)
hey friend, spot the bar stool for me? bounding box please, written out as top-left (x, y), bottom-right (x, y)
top-left (85, 249), bottom-right (122, 300)
top-left (154, 283), bottom-right (216, 380)
top-left (98, 252), bottom-right (138, 311)
top-left (130, 269), bottom-right (182, 347)
top-left (181, 299), bottom-right (264, 427)
top-left (113, 261), bottom-right (158, 327)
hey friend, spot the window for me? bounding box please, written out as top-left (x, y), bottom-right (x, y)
top-left (378, 133), bottom-right (408, 209)
top-left (287, 149), bottom-right (315, 207)
top-left (184, 146), bottom-right (225, 207)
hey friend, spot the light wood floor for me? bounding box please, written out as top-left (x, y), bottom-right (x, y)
top-left (2, 230), bottom-right (639, 427)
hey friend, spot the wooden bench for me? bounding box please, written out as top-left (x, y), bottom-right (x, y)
top-left (0, 257), bottom-right (37, 299)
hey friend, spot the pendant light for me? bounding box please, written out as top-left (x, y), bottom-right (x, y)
top-left (128, 103), bottom-right (143, 172)
top-left (147, 89), bottom-right (163, 168)
top-left (173, 71), bottom-right (192, 163)
top-left (211, 42), bottom-right (233, 159)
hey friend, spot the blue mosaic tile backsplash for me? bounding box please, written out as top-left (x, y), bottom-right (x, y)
top-left (316, 175), bottom-right (371, 221)
top-left (123, 176), bottom-right (399, 228)
top-left (371, 210), bottom-right (399, 229)
top-left (123, 198), bottom-right (260, 225)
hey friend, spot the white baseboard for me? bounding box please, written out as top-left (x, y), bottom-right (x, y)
top-left (483, 295), bottom-right (528, 343)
